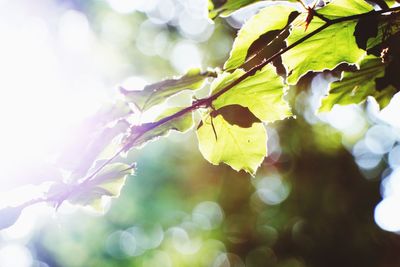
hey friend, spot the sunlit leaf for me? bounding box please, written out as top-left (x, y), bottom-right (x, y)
top-left (70, 120), bottom-right (130, 180)
top-left (224, 4), bottom-right (297, 70)
top-left (208, 0), bottom-right (260, 18)
top-left (383, 0), bottom-right (398, 7)
top-left (212, 65), bottom-right (291, 123)
top-left (57, 101), bottom-right (131, 175)
top-left (282, 0), bottom-right (372, 84)
top-left (128, 107), bottom-right (194, 148)
top-left (208, 0), bottom-right (297, 18)
top-left (68, 163), bottom-right (134, 212)
top-left (120, 69), bottom-right (214, 112)
top-left (196, 107), bottom-right (267, 174)
top-left (319, 55), bottom-right (397, 112)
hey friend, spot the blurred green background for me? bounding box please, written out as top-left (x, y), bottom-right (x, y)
top-left (1, 0), bottom-right (400, 267)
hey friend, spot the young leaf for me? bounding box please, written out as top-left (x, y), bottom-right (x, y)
top-left (69, 120), bottom-right (130, 180)
top-left (67, 163), bottom-right (134, 212)
top-left (0, 205), bottom-right (24, 230)
top-left (383, 0), bottom-right (398, 7)
top-left (319, 55), bottom-right (397, 112)
top-left (120, 69), bottom-right (213, 112)
top-left (282, 0), bottom-right (372, 84)
top-left (212, 64), bottom-right (292, 123)
top-left (127, 107), bottom-right (194, 148)
top-left (196, 107), bottom-right (267, 175)
top-left (208, 0), bottom-right (297, 18)
top-left (57, 101), bottom-right (131, 175)
top-left (224, 4), bottom-right (297, 71)
top-left (208, 0), bottom-right (260, 18)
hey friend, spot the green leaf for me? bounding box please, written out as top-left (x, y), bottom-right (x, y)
top-left (120, 69), bottom-right (213, 112)
top-left (196, 107), bottom-right (267, 174)
top-left (57, 100), bottom-right (131, 175)
top-left (0, 206), bottom-right (23, 230)
top-left (71, 120), bottom-right (130, 180)
top-left (212, 65), bottom-right (291, 123)
top-left (128, 107), bottom-right (194, 148)
top-left (208, 0), bottom-right (297, 18)
top-left (383, 0), bottom-right (398, 7)
top-left (319, 55), bottom-right (397, 112)
top-left (224, 5), bottom-right (297, 71)
top-left (210, 68), bottom-right (244, 94)
top-left (282, 0), bottom-right (372, 84)
top-left (94, 100), bottom-right (133, 125)
top-left (68, 163), bottom-right (134, 212)
top-left (208, 0), bottom-right (260, 18)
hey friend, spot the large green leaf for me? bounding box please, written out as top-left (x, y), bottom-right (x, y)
top-left (127, 107), bottom-right (194, 148)
top-left (120, 69), bottom-right (213, 112)
top-left (224, 4), bottom-right (297, 71)
top-left (196, 107), bottom-right (267, 174)
top-left (197, 107), bottom-right (267, 174)
top-left (282, 0), bottom-right (372, 84)
top-left (210, 68), bottom-right (244, 94)
top-left (319, 55), bottom-right (397, 112)
top-left (67, 163), bottom-right (134, 212)
top-left (212, 65), bottom-right (291, 123)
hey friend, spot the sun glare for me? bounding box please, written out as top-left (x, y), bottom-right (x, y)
top-left (0, 1), bottom-right (108, 194)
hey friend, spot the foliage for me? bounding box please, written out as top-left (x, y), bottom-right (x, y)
top-left (1, 0), bottom-right (400, 236)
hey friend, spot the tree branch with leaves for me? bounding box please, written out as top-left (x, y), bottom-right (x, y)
top-left (1, 0), bottom-right (400, 230)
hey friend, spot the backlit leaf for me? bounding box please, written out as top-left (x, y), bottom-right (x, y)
top-left (57, 100), bottom-right (131, 177)
top-left (212, 64), bottom-right (291, 123)
top-left (208, 0), bottom-right (297, 18)
top-left (68, 163), bottom-right (134, 212)
top-left (224, 4), bottom-right (297, 70)
top-left (127, 107), bottom-right (194, 148)
top-left (282, 0), bottom-right (372, 84)
top-left (120, 69), bottom-right (213, 112)
top-left (319, 55), bottom-right (397, 112)
top-left (196, 108), bottom-right (267, 174)
top-left (70, 120), bottom-right (130, 180)
top-left (208, 0), bottom-right (260, 18)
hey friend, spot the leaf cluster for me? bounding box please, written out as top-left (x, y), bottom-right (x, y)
top-left (2, 0), bottom-right (400, 229)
